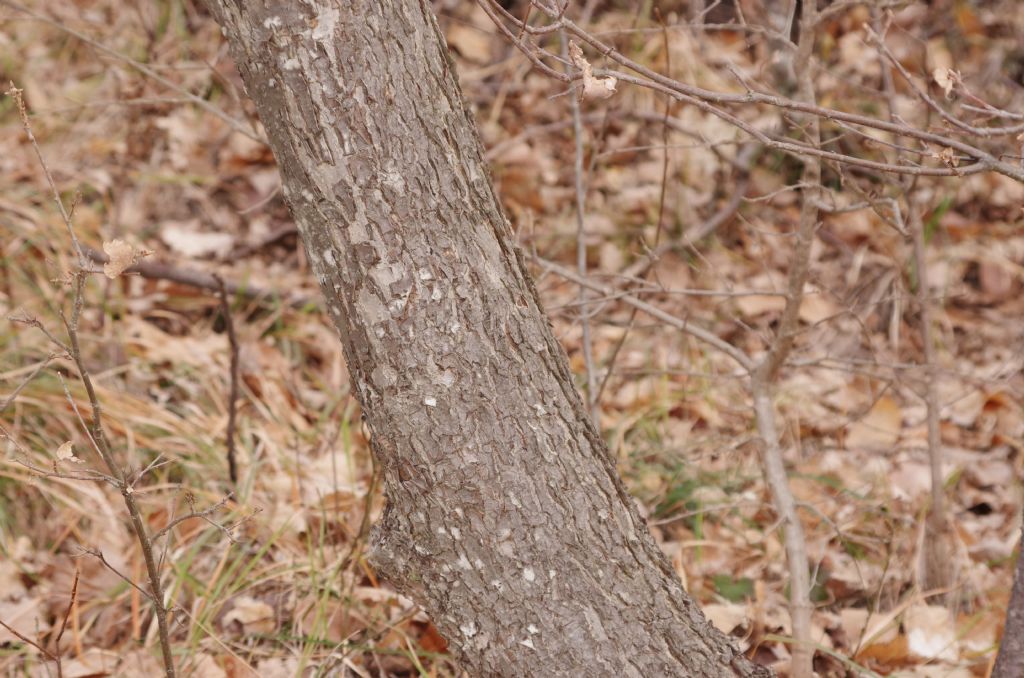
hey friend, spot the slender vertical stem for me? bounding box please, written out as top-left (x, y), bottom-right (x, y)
top-left (8, 84), bottom-right (176, 678)
top-left (562, 32), bottom-right (599, 426)
top-left (749, 0), bottom-right (821, 674)
top-left (910, 198), bottom-right (954, 600)
top-left (910, 206), bottom-right (944, 522)
top-left (214, 275), bottom-right (241, 485)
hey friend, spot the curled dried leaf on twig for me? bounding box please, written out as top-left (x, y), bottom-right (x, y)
top-left (102, 239), bottom-right (138, 278)
top-left (55, 441), bottom-right (85, 464)
top-left (568, 40), bottom-right (617, 101)
top-left (932, 146), bottom-right (960, 168)
top-left (932, 67), bottom-right (961, 99)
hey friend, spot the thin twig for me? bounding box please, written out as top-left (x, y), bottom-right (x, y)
top-left (1, 1), bottom-right (263, 143)
top-left (213, 275), bottom-right (241, 484)
top-left (79, 548), bottom-right (159, 606)
top-left (49, 569), bottom-right (80, 678)
top-left (151, 494), bottom-right (235, 542)
top-left (866, 25), bottom-right (1024, 139)
top-left (480, 1), bottom-right (1024, 182)
top-left (561, 34), bottom-right (599, 426)
top-left (8, 85), bottom-right (177, 678)
top-left (0, 354), bottom-right (56, 412)
top-left (82, 246), bottom-right (317, 309)
top-left (589, 9), bottom-right (675, 421)
top-left (535, 256), bottom-right (754, 372)
top-left (747, 0), bottom-right (821, 672)
top-left (910, 196), bottom-right (955, 600)
top-left (6, 85), bottom-right (85, 266)
top-left (0, 618), bottom-right (60, 670)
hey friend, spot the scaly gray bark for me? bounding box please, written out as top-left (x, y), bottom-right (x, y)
top-left (994, 517), bottom-right (1024, 678)
top-left (202, 1), bottom-right (771, 675)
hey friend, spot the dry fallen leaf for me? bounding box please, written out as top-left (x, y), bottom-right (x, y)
top-left (102, 239), bottom-right (136, 279)
top-left (798, 291), bottom-right (838, 324)
top-left (978, 259), bottom-right (1015, 301)
top-left (447, 23), bottom-right (492, 64)
top-left (255, 657), bottom-right (302, 678)
top-left (703, 603), bottom-right (750, 635)
top-left (846, 395), bottom-right (902, 450)
top-left (60, 647), bottom-right (120, 678)
top-left (855, 633), bottom-right (910, 668)
top-left (735, 294), bottom-right (787, 317)
top-left (223, 596), bottom-right (276, 634)
top-left (189, 654), bottom-right (228, 678)
top-left (904, 604), bottom-right (958, 662)
top-left (0, 560), bottom-right (27, 601)
top-left (115, 648), bottom-right (167, 677)
top-left (568, 40), bottom-right (617, 101)
top-left (839, 608), bottom-right (870, 646)
top-left (160, 219), bottom-right (234, 259)
top-left (889, 460), bottom-right (932, 501)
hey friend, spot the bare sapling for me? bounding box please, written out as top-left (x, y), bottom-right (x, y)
top-left (4, 84), bottom-right (236, 678)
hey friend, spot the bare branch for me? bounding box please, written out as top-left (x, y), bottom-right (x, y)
top-left (82, 246), bottom-right (317, 309)
top-left (1, 1), bottom-right (264, 144)
top-left (480, 1), bottom-right (1024, 182)
top-left (0, 354), bottom-right (56, 412)
top-left (151, 493), bottom-right (235, 542)
top-left (536, 257), bottom-right (754, 372)
top-left (866, 25), bottom-right (1024, 139)
top-left (8, 85), bottom-right (177, 678)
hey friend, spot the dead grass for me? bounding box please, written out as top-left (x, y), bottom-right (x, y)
top-left (1, 0), bottom-right (1022, 676)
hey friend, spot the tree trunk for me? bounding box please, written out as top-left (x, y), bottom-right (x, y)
top-left (994, 518), bottom-right (1024, 677)
top-left (203, 1), bottom-right (770, 675)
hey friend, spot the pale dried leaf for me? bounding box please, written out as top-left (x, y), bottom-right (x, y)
top-left (943, 384), bottom-right (985, 427)
top-left (735, 294), bottom-right (787, 317)
top-left (0, 596), bottom-right (50, 645)
top-left (154, 110), bottom-right (204, 170)
top-left (889, 460), bottom-right (932, 501)
top-left (891, 667), bottom-right (972, 678)
top-left (55, 440), bottom-right (74, 461)
top-left (932, 146), bottom-right (959, 168)
top-left (933, 67), bottom-right (955, 97)
top-left (447, 24), bottom-right (492, 64)
top-left (0, 560), bottom-right (27, 601)
top-left (62, 648), bottom-right (120, 678)
top-left (568, 40), bottom-right (617, 101)
top-left (115, 648), bottom-right (167, 676)
top-left (904, 604), bottom-right (958, 661)
top-left (102, 239), bottom-right (135, 279)
top-left (256, 658), bottom-right (302, 678)
top-left (964, 458), bottom-right (1013, 489)
top-left (703, 603), bottom-right (749, 634)
top-left (55, 440), bottom-right (84, 464)
top-left (189, 654), bottom-right (228, 678)
top-left (798, 291), bottom-right (838, 324)
top-left (160, 219), bottom-right (234, 259)
top-left (846, 395), bottom-right (902, 450)
top-left (839, 607), bottom-right (870, 645)
top-left (978, 259), bottom-right (1014, 300)
top-left (223, 596), bottom-right (276, 634)
top-left (582, 73), bottom-right (618, 100)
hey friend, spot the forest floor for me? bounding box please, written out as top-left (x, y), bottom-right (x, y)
top-left (1, 1), bottom-right (1022, 676)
